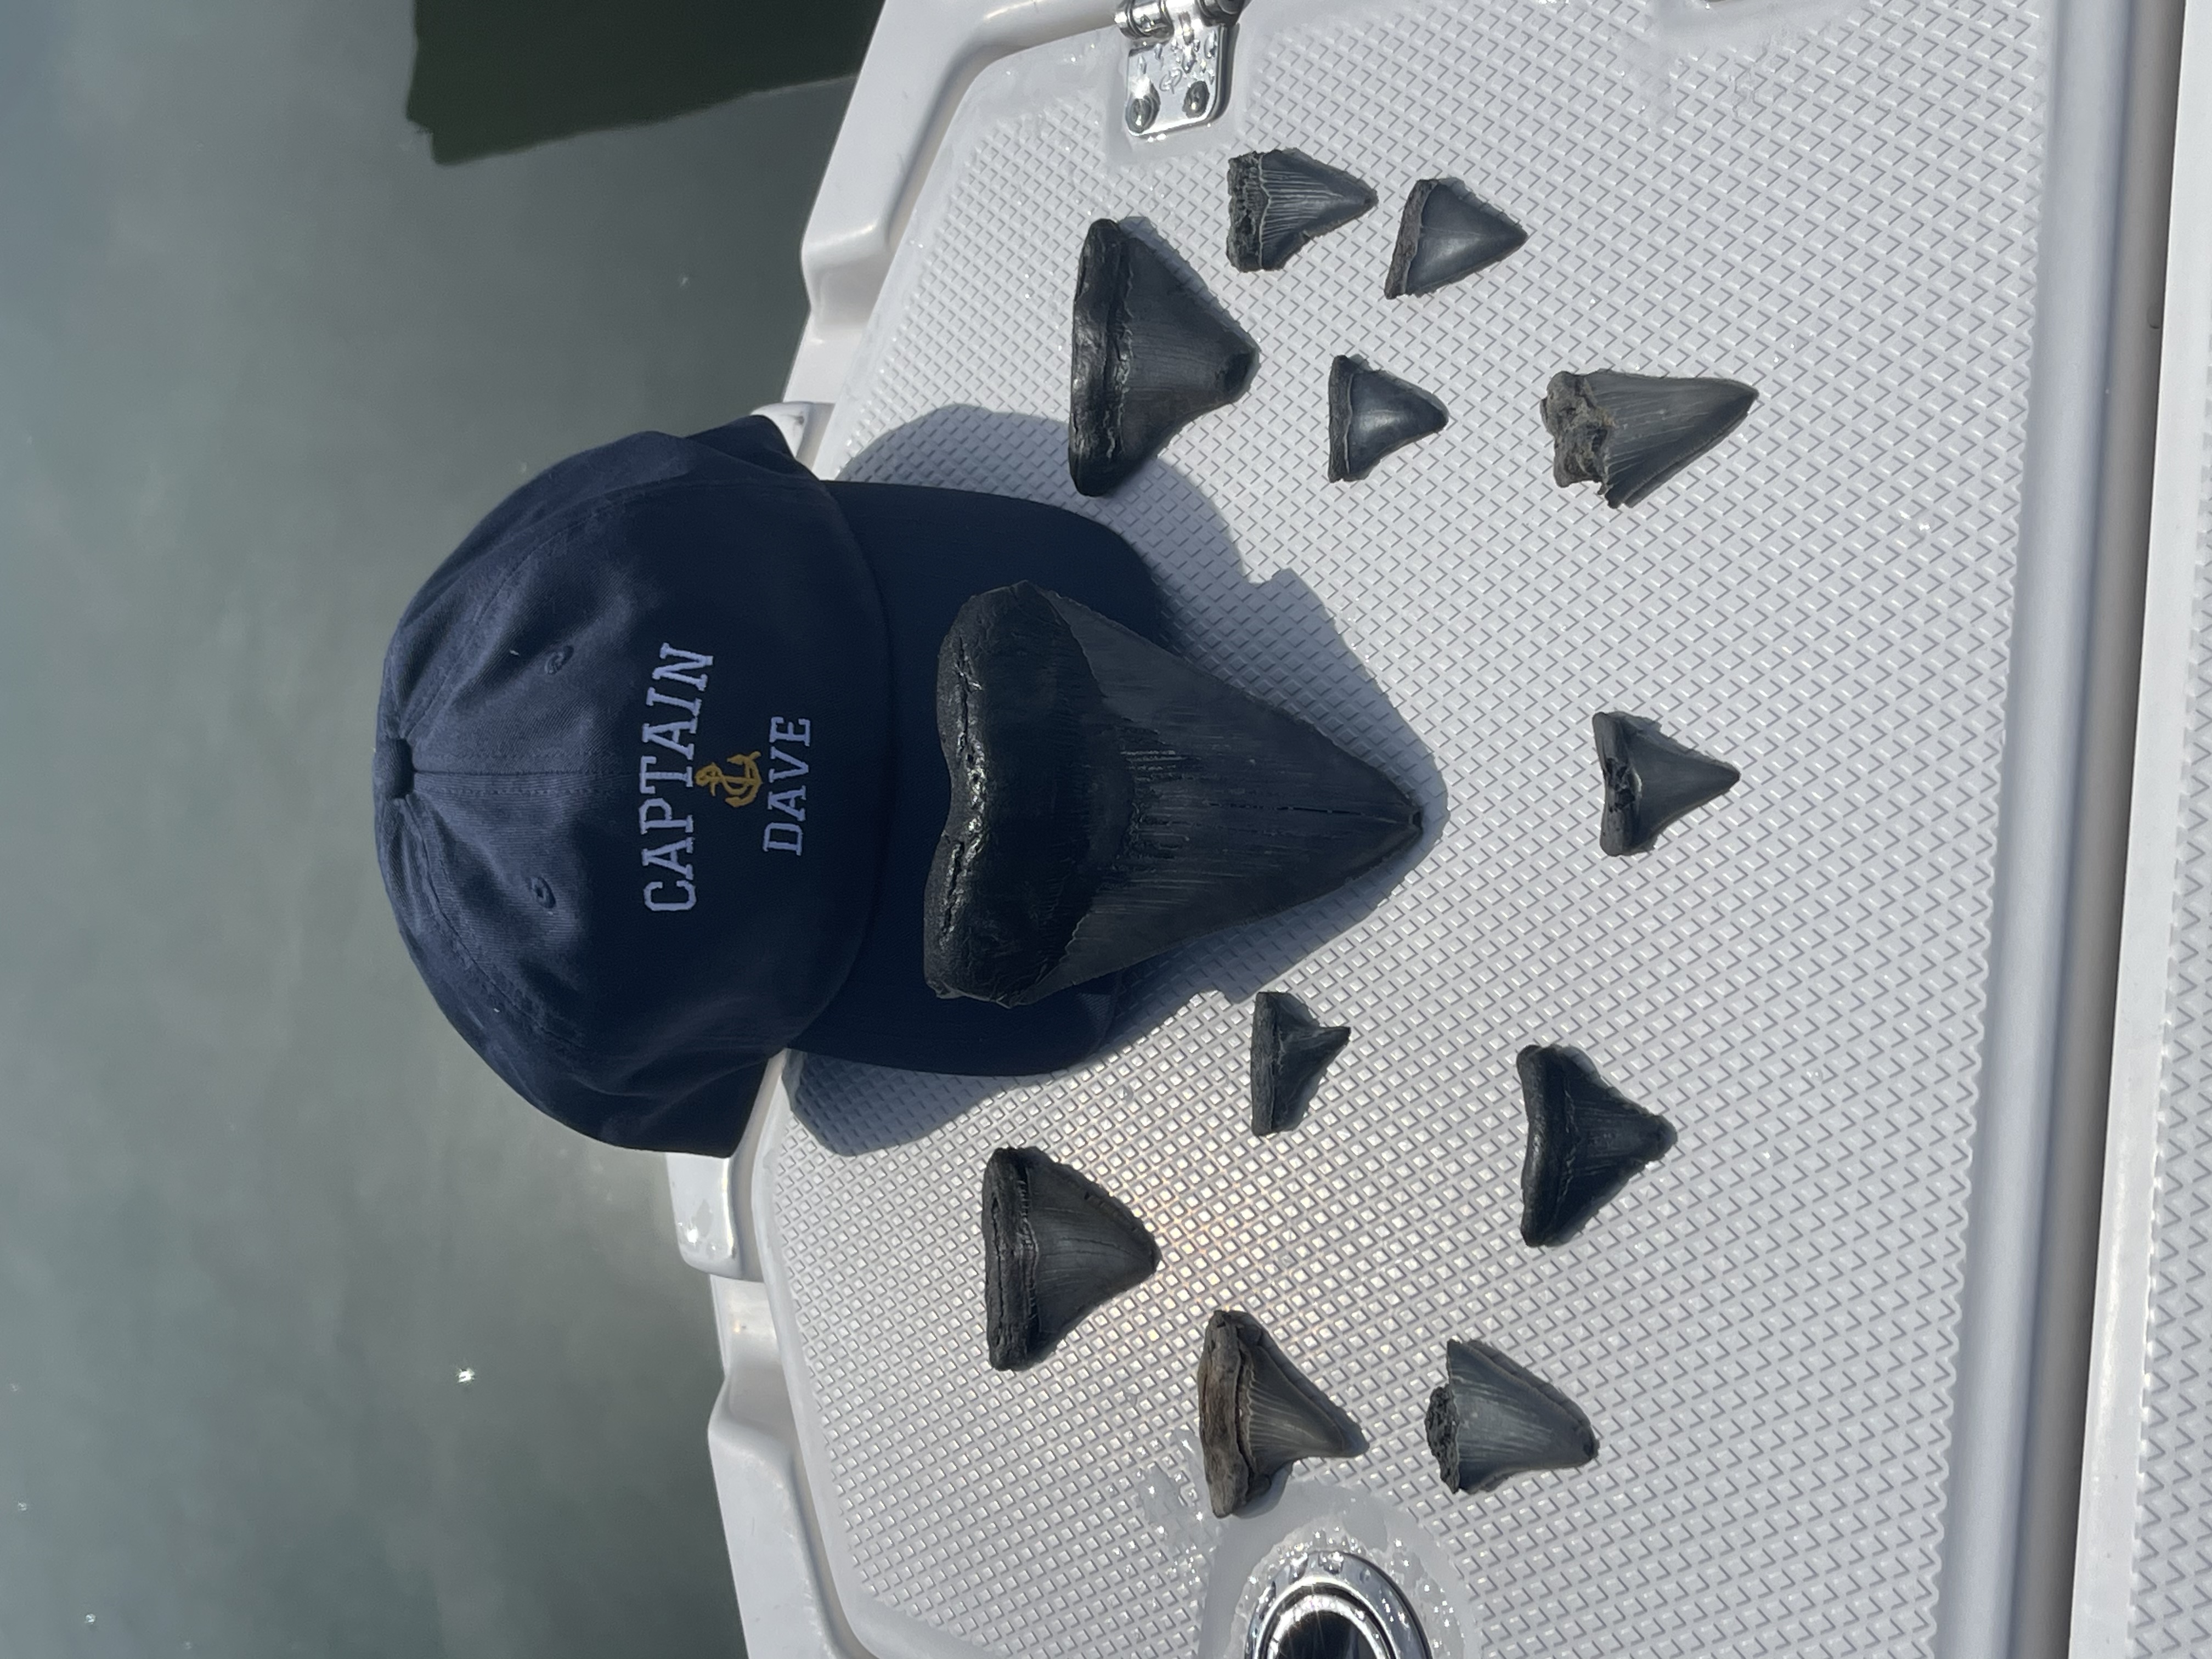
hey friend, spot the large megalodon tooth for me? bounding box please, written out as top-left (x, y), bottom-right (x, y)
top-left (1384, 178), bottom-right (1527, 298)
top-left (1592, 711), bottom-right (1740, 856)
top-left (1425, 1338), bottom-right (1598, 1494)
top-left (1069, 219), bottom-right (1257, 496)
top-left (1250, 991), bottom-right (1350, 1136)
top-left (1227, 149), bottom-right (1377, 272)
top-left (1198, 1309), bottom-right (1361, 1516)
top-left (1542, 369), bottom-right (1758, 507)
top-left (1328, 356), bottom-right (1447, 481)
top-left (1517, 1045), bottom-right (1676, 1247)
top-left (983, 1146), bottom-right (1159, 1370)
top-left (924, 583), bottom-right (1424, 1007)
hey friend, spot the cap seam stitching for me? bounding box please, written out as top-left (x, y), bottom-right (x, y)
top-left (393, 803), bottom-right (593, 1060)
top-left (401, 474), bottom-right (833, 741)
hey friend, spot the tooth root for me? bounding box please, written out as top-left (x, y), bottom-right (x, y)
top-left (1542, 369), bottom-right (1758, 507)
top-left (1516, 1045), bottom-right (1676, 1248)
top-left (1250, 991), bottom-right (1350, 1136)
top-left (1592, 711), bottom-right (1740, 856)
top-left (925, 583), bottom-right (1424, 1007)
top-left (1384, 178), bottom-right (1527, 298)
top-left (1424, 1338), bottom-right (1598, 1495)
top-left (1198, 1310), bottom-right (1361, 1516)
top-left (1069, 219), bottom-right (1258, 497)
top-left (983, 1147), bottom-right (1159, 1371)
top-left (1328, 357), bottom-right (1448, 482)
top-left (1227, 149), bottom-right (1377, 272)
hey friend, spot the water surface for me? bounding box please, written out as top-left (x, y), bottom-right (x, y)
top-left (0, 2), bottom-right (855, 1653)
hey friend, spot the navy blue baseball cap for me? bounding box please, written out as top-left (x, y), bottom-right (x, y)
top-left (375, 416), bottom-right (1161, 1154)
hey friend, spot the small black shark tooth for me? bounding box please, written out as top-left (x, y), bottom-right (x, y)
top-left (1542, 370), bottom-right (1759, 507)
top-left (1227, 150), bottom-right (1377, 272)
top-left (1250, 991), bottom-right (1350, 1136)
top-left (1328, 356), bottom-right (1447, 482)
top-left (983, 1147), bottom-right (1159, 1370)
top-left (1069, 219), bottom-right (1257, 497)
top-left (1592, 711), bottom-right (1740, 856)
top-left (1198, 1309), bottom-right (1361, 1516)
top-left (1425, 1338), bottom-right (1598, 1494)
top-left (1517, 1045), bottom-right (1676, 1247)
top-left (1384, 178), bottom-right (1527, 298)
top-left (924, 583), bottom-right (1424, 1007)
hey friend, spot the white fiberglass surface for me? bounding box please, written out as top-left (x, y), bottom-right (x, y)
top-left (760, 2), bottom-right (2087, 1656)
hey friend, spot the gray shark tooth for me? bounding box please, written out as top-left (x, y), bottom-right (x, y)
top-left (1069, 219), bottom-right (1257, 497)
top-left (1542, 369), bottom-right (1758, 507)
top-left (1250, 991), bottom-right (1350, 1135)
top-left (1198, 1309), bottom-right (1361, 1516)
top-left (1517, 1045), bottom-right (1676, 1247)
top-left (1328, 356), bottom-right (1447, 482)
top-left (1425, 1338), bottom-right (1598, 1494)
top-left (1592, 711), bottom-right (1740, 856)
top-left (1383, 178), bottom-right (1527, 298)
top-left (1227, 149), bottom-right (1377, 272)
top-left (983, 1146), bottom-right (1159, 1371)
top-left (924, 583), bottom-right (1424, 1007)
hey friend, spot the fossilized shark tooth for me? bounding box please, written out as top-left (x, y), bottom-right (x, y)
top-left (1227, 149), bottom-right (1378, 273)
top-left (1250, 991), bottom-right (1350, 1136)
top-left (1425, 1337), bottom-right (1598, 1494)
top-left (1198, 1309), bottom-right (1361, 1516)
top-left (1517, 1045), bottom-right (1676, 1247)
top-left (1542, 369), bottom-right (1758, 507)
top-left (1069, 218), bottom-right (1258, 496)
top-left (983, 1146), bottom-right (1159, 1371)
top-left (1328, 357), bottom-right (1447, 482)
top-left (924, 582), bottom-right (1424, 1007)
top-left (1592, 711), bottom-right (1740, 856)
top-left (1383, 178), bottom-right (1526, 298)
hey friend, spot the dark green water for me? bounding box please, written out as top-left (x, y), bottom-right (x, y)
top-left (408, 0), bottom-right (882, 161)
top-left (0, 3), bottom-right (864, 1655)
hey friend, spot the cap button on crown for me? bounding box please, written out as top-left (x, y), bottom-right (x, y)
top-left (374, 736), bottom-right (415, 800)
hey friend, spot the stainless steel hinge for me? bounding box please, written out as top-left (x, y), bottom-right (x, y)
top-left (1116, 0), bottom-right (1248, 138)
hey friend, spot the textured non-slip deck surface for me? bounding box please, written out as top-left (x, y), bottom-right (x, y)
top-left (760, 2), bottom-right (2049, 1655)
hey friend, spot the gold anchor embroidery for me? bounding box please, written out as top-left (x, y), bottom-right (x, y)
top-left (693, 751), bottom-right (763, 808)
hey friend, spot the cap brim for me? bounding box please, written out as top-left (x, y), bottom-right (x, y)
top-left (793, 481), bottom-right (1164, 1077)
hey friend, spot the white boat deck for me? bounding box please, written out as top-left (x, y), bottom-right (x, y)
top-left (673, 3), bottom-right (2202, 1656)
top-left (2072, 7), bottom-right (2212, 1657)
